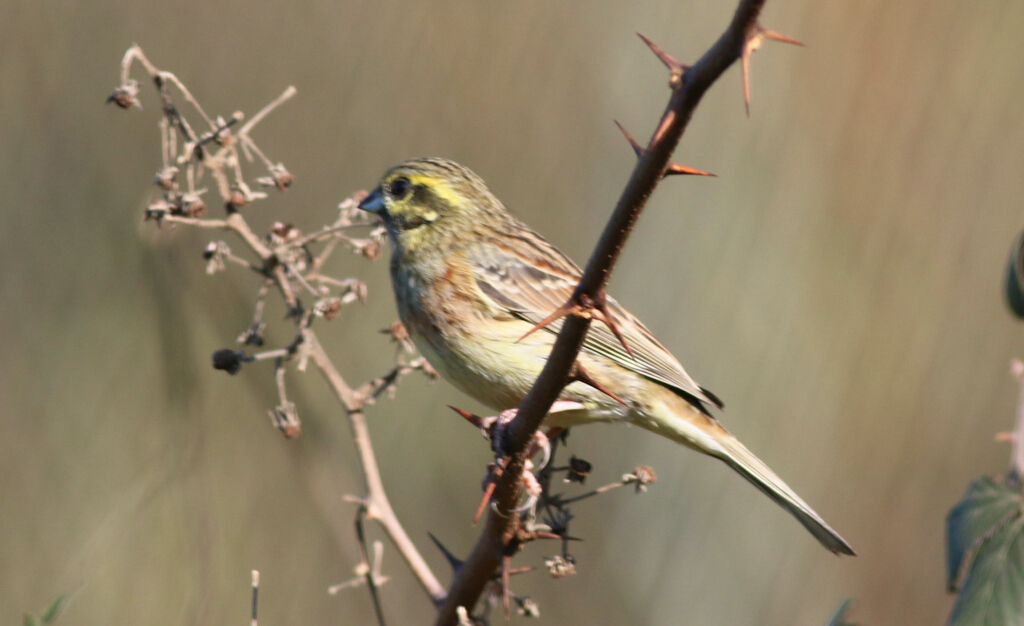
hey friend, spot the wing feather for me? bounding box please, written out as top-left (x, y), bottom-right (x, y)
top-left (468, 225), bottom-right (722, 411)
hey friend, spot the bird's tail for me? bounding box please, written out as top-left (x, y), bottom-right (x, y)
top-left (642, 394), bottom-right (855, 556)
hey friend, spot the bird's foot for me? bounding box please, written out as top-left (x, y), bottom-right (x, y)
top-left (451, 402), bottom-right (579, 525)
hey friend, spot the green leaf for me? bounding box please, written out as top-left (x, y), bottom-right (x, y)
top-left (24, 615), bottom-right (41, 626)
top-left (946, 477), bottom-right (1024, 626)
top-left (946, 476), bottom-right (1023, 591)
top-left (40, 594), bottom-right (67, 624)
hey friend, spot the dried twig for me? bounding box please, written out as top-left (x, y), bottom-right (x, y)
top-left (356, 507), bottom-right (387, 626)
top-left (1008, 360), bottom-right (1024, 483)
top-left (111, 49), bottom-right (446, 609)
top-left (250, 570), bottom-right (259, 626)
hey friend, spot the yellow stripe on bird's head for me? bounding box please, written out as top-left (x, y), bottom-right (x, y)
top-left (358, 158), bottom-right (510, 251)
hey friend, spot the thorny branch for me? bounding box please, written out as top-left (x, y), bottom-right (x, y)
top-left (110, 46), bottom-right (446, 606)
top-left (436, 0), bottom-right (799, 622)
top-left (113, 3), bottom-right (798, 615)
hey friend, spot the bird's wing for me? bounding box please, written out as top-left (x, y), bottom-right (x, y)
top-left (468, 225), bottom-right (722, 410)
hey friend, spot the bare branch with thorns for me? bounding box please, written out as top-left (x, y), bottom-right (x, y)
top-left (112, 0), bottom-right (798, 617)
top-left (435, 0), bottom-right (799, 622)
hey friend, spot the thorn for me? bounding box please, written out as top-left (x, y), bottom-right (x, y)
top-left (614, 120), bottom-right (644, 158)
top-left (428, 533), bottom-right (464, 574)
top-left (474, 480), bottom-right (497, 526)
top-left (449, 405), bottom-right (484, 429)
top-left (762, 29), bottom-right (804, 47)
top-left (589, 296), bottom-right (634, 359)
top-left (741, 40), bottom-right (754, 117)
top-left (502, 556), bottom-right (512, 620)
top-left (617, 121), bottom-right (714, 178)
top-left (665, 162), bottom-right (716, 177)
top-left (518, 292), bottom-right (632, 358)
top-left (572, 361), bottom-right (626, 405)
top-left (516, 300), bottom-right (582, 344)
top-left (741, 23), bottom-right (803, 116)
top-left (637, 32), bottom-right (688, 88)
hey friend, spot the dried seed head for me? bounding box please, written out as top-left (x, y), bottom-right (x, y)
top-left (544, 555), bottom-right (577, 579)
top-left (238, 322), bottom-right (266, 347)
top-left (361, 239), bottom-right (382, 260)
top-left (269, 402), bottom-right (301, 438)
top-left (182, 194), bottom-right (206, 217)
top-left (145, 199), bottom-right (172, 222)
top-left (269, 222), bottom-right (299, 241)
top-left (314, 297), bottom-right (343, 321)
top-left (154, 167), bottom-right (178, 190)
top-left (565, 456), bottom-right (592, 484)
top-left (388, 320), bottom-right (409, 341)
top-left (515, 596), bottom-right (540, 618)
top-left (273, 169), bottom-right (294, 191)
top-left (203, 241), bottom-right (229, 274)
top-left (107, 82), bottom-right (141, 109)
top-left (624, 465), bottom-right (657, 492)
top-left (212, 349), bottom-right (245, 375)
top-left (226, 187), bottom-right (248, 212)
top-left (382, 320), bottom-right (416, 353)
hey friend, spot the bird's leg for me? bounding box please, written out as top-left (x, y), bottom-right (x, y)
top-left (452, 402), bottom-right (580, 525)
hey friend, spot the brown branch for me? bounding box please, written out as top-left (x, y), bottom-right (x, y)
top-left (436, 0), bottom-right (777, 621)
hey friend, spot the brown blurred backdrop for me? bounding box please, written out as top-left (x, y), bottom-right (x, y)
top-left (3, 1), bottom-right (1024, 624)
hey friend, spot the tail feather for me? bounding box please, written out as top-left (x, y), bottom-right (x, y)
top-left (715, 433), bottom-right (855, 555)
top-left (644, 397), bottom-right (855, 556)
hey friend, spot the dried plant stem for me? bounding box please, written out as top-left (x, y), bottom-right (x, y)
top-left (1010, 360), bottom-right (1024, 483)
top-left (356, 508), bottom-right (388, 626)
top-left (557, 480), bottom-right (631, 505)
top-left (239, 86), bottom-right (297, 138)
top-left (436, 0), bottom-right (775, 622)
top-left (117, 46), bottom-right (445, 614)
top-left (250, 570), bottom-right (259, 626)
top-left (305, 332), bottom-right (447, 603)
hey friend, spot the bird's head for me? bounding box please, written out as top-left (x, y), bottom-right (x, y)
top-left (358, 158), bottom-right (506, 253)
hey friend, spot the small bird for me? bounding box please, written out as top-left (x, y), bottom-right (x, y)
top-left (358, 157), bottom-right (853, 555)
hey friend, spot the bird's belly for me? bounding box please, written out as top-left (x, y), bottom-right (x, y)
top-left (407, 312), bottom-right (644, 426)
top-left (391, 264), bottom-right (644, 419)
top-left (409, 318), bottom-right (544, 411)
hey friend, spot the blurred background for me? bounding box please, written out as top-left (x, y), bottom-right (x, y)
top-left (3, 0), bottom-right (1024, 624)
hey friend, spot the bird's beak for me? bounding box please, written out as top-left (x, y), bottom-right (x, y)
top-left (358, 187), bottom-right (385, 214)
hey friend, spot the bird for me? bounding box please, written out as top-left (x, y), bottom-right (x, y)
top-left (358, 157), bottom-right (854, 555)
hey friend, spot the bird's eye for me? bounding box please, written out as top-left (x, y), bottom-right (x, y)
top-left (389, 177), bottom-right (411, 200)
